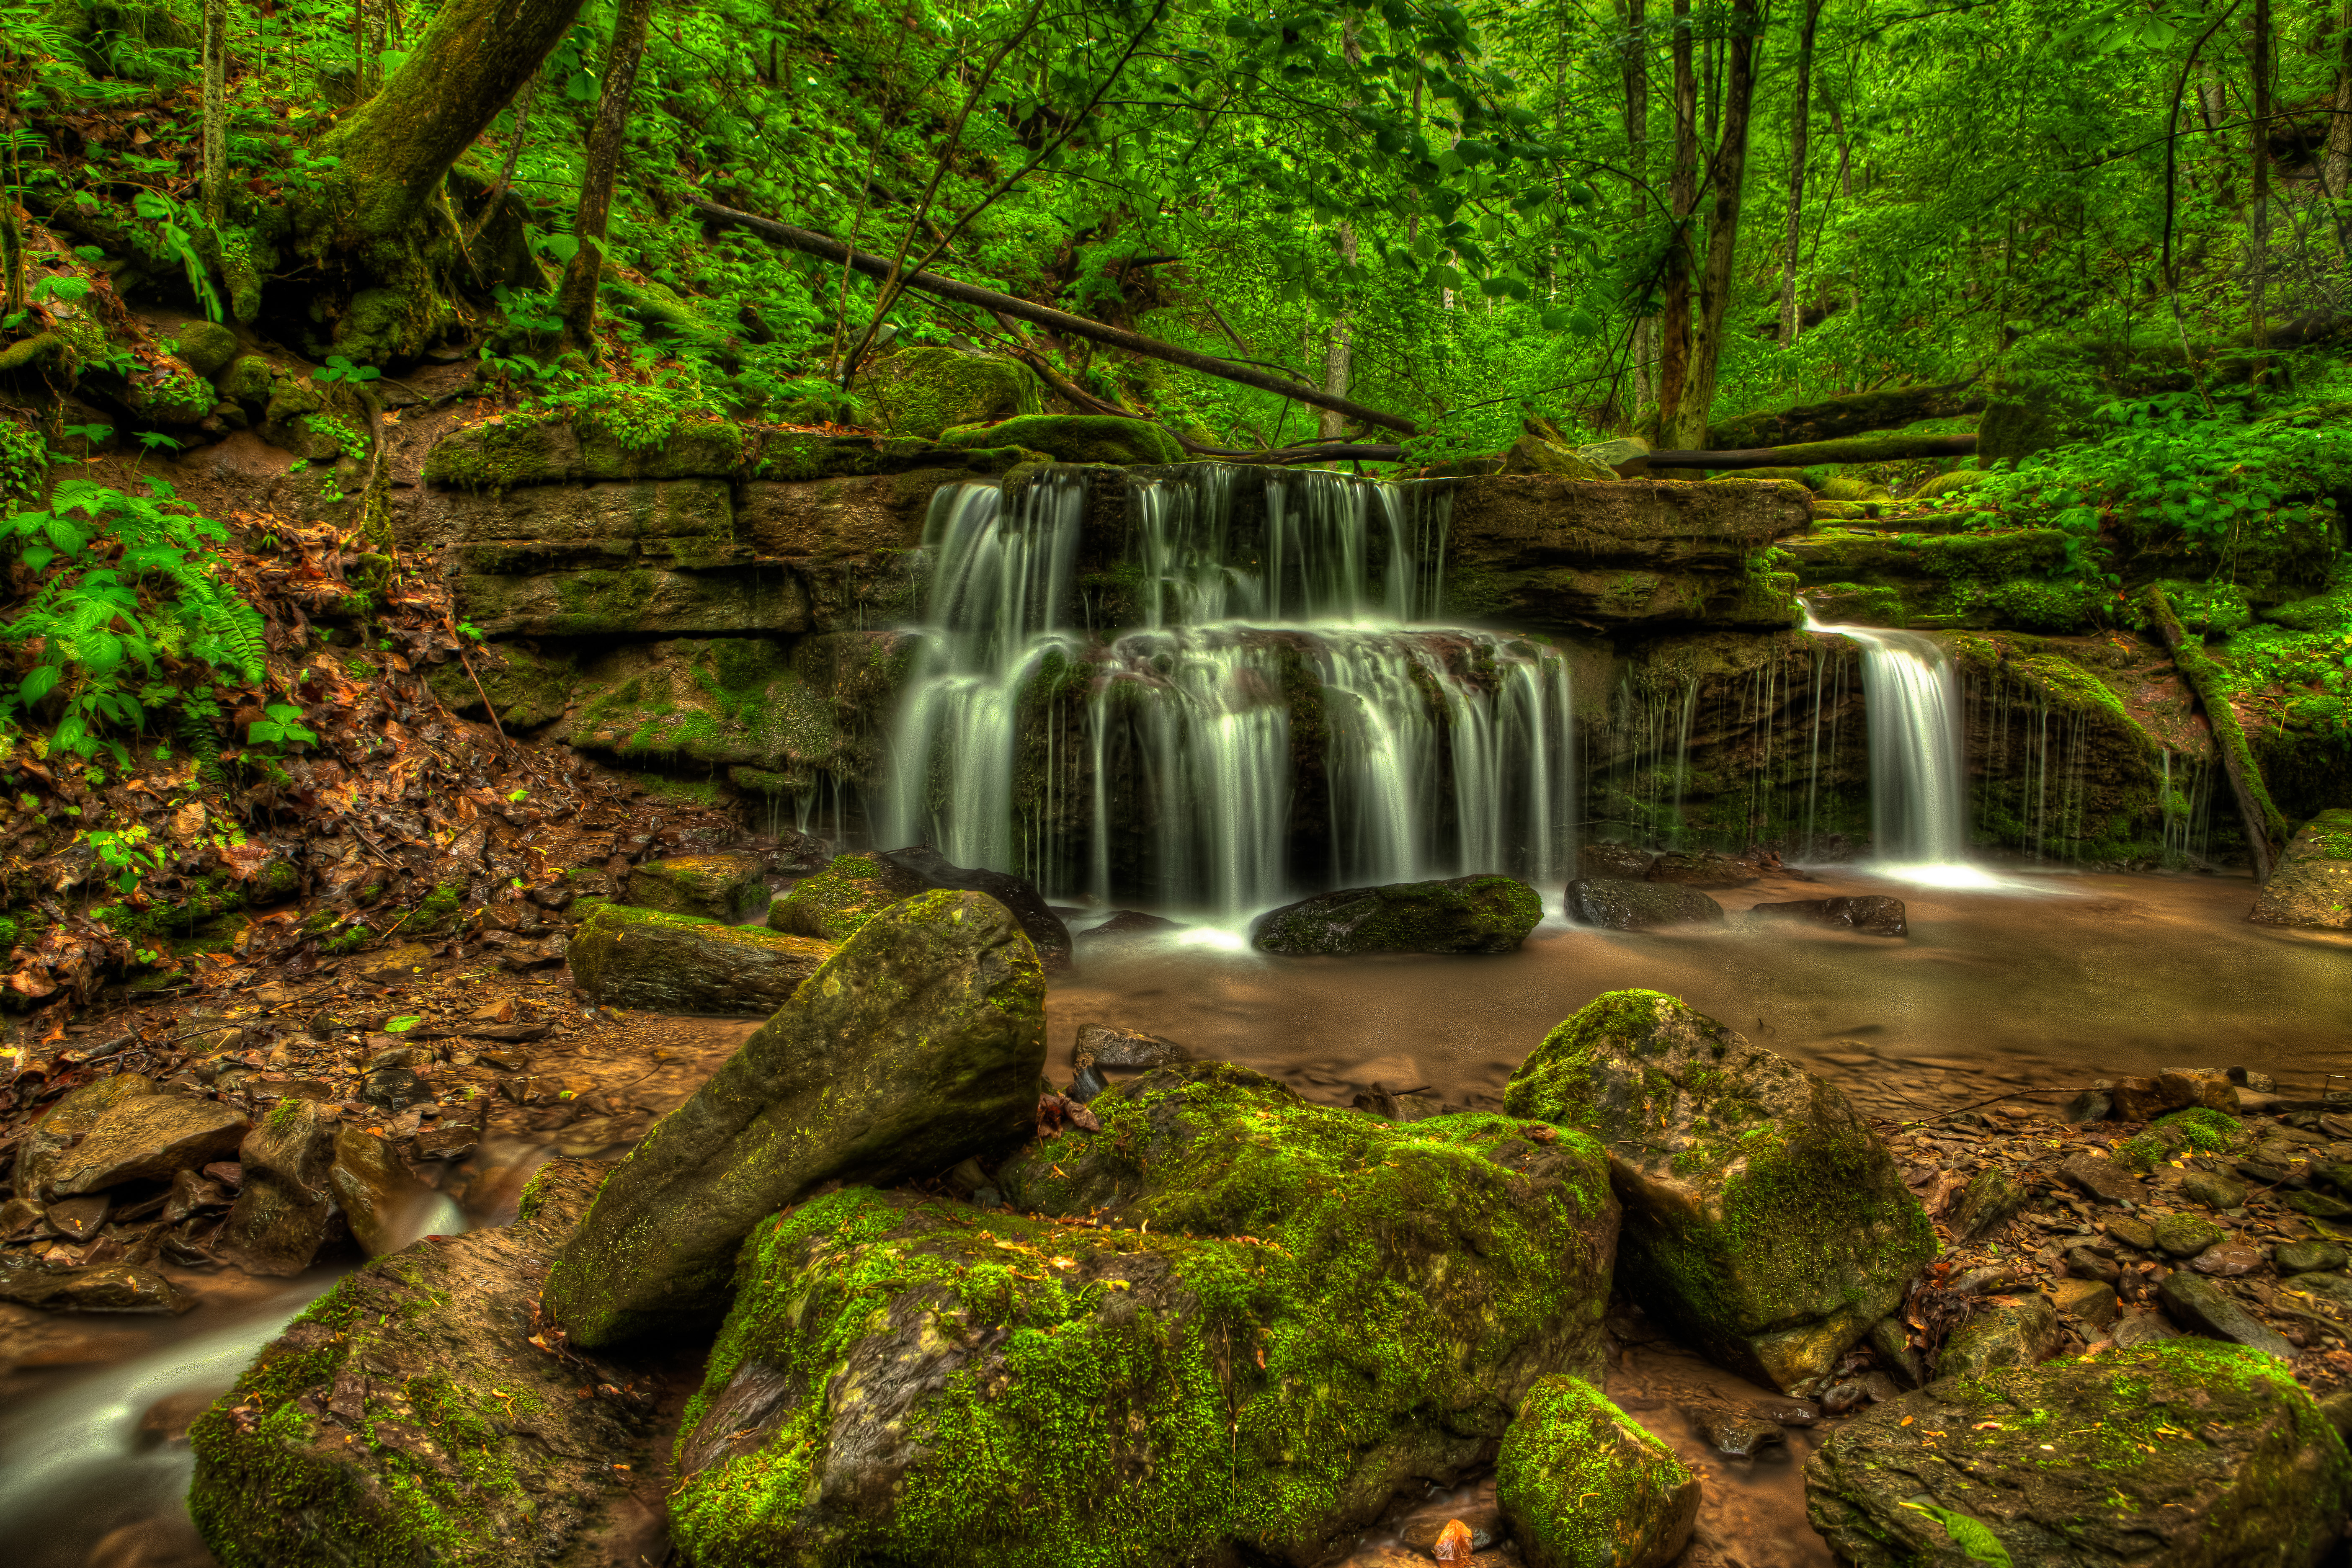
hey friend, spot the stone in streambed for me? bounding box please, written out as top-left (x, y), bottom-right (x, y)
top-left (1581, 841), bottom-right (1654, 879)
top-left (566, 903), bottom-right (834, 1015)
top-left (1934, 1293), bottom-right (2059, 1380)
top-left (2054, 1276), bottom-right (2121, 1329)
top-left (671, 1063), bottom-right (1618, 1566)
top-left (2184, 1168), bottom-right (2250, 1210)
top-left (217, 1098), bottom-right (340, 1277)
top-left (2155, 1212), bottom-right (2228, 1257)
top-left (1948, 1167), bottom-right (2027, 1241)
top-left (1747, 895), bottom-right (1908, 938)
top-left (2249, 808), bottom-right (2352, 932)
top-left (1683, 1399), bottom-right (1787, 1458)
top-left (1251, 874), bottom-right (1544, 956)
top-left (1643, 850), bottom-right (1758, 888)
top-left (188, 1161), bottom-right (666, 1568)
top-left (1563, 877), bottom-right (1725, 931)
top-left (0, 1257), bottom-right (192, 1314)
top-left (543, 890), bottom-right (1046, 1348)
top-left (1807, 1339), bottom-right (2350, 1566)
top-left (876, 845), bottom-right (1073, 969)
top-left (1498, 1375), bottom-right (1700, 1568)
top-left (2159, 1270), bottom-right (2296, 1358)
top-left (14, 1073), bottom-right (155, 1198)
top-left (1071, 1022), bottom-right (1189, 1069)
top-left (2277, 1239), bottom-right (2352, 1274)
top-left (624, 851), bottom-right (769, 922)
top-left (327, 1127), bottom-right (446, 1257)
top-left (1504, 990), bottom-right (1934, 1394)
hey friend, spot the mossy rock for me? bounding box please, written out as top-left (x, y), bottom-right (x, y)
top-left (564, 903), bottom-right (834, 1016)
top-left (215, 353), bottom-right (273, 407)
top-left (940, 413), bottom-right (1183, 465)
top-left (1251, 874), bottom-right (1545, 956)
top-left (543, 891), bottom-right (1045, 1347)
top-left (188, 1160), bottom-right (665, 1568)
top-left (1804, 1338), bottom-right (2352, 1568)
top-left (1804, 582), bottom-right (1908, 627)
top-left (625, 852), bottom-right (768, 923)
top-left (1816, 474), bottom-right (1892, 502)
top-left (1496, 1375), bottom-right (1700, 1568)
top-left (1562, 877), bottom-right (1726, 931)
top-left (1504, 990), bottom-right (1934, 1394)
top-left (766, 851), bottom-right (929, 942)
top-left (667, 1061), bottom-right (1619, 1566)
top-left (170, 319), bottom-right (240, 378)
top-left (422, 413), bottom-right (745, 488)
top-left (859, 346), bottom-right (1043, 440)
top-left (2249, 808), bottom-right (2352, 932)
top-left (423, 640), bottom-right (576, 730)
top-left (545, 637), bottom-right (851, 777)
top-left (1502, 434), bottom-right (1617, 480)
top-left (1709, 466), bottom-right (1810, 485)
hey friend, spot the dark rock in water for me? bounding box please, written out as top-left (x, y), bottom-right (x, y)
top-left (1076, 909), bottom-right (1188, 942)
top-left (188, 1161), bottom-right (669, 1568)
top-left (2053, 1277), bottom-right (2120, 1329)
top-left (1948, 1168), bottom-right (2027, 1241)
top-left (1505, 990), bottom-right (1933, 1395)
top-left (1746, 895), bottom-right (1907, 937)
top-left (2063, 1087), bottom-right (2113, 1124)
top-left (2158, 1271), bottom-right (2295, 1358)
top-left (1683, 1400), bottom-right (1787, 1458)
top-left (625, 851), bottom-right (771, 922)
top-left (1072, 1023), bottom-right (1189, 1069)
top-left (48, 1093), bottom-right (248, 1196)
top-left (217, 1099), bottom-right (340, 1277)
top-left (877, 845), bottom-right (1074, 969)
top-left (1580, 841), bottom-right (1655, 880)
top-left (1499, 1375), bottom-right (1700, 1568)
top-left (14, 1073), bottom-right (155, 1199)
top-left (1252, 874), bottom-right (1545, 955)
top-left (567, 903), bottom-right (835, 1015)
top-left (1065, 1062), bottom-right (1109, 1103)
top-left (327, 1127), bottom-right (443, 1257)
top-left (0, 1258), bottom-right (192, 1314)
top-left (1563, 877), bottom-right (1726, 931)
top-left (543, 891), bottom-right (1047, 1348)
top-left (2066, 1245), bottom-right (2121, 1284)
top-left (669, 1062), bottom-right (1619, 1567)
top-left (1935, 1293), bottom-right (2059, 1379)
top-left (1645, 851), bottom-right (1759, 889)
top-left (44, 1193), bottom-right (110, 1240)
top-left (1805, 1340), bottom-right (2349, 1565)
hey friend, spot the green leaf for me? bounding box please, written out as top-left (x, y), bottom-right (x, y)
top-left (384, 1015), bottom-right (423, 1033)
top-left (1899, 1501), bottom-right (2013, 1566)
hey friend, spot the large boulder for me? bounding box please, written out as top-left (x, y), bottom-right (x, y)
top-left (14, 1072), bottom-right (155, 1198)
top-left (941, 413), bottom-right (1184, 464)
top-left (624, 851), bottom-right (769, 922)
top-left (1563, 877), bottom-right (1727, 931)
top-left (1804, 1339), bottom-right (2352, 1568)
top-left (565, 904), bottom-right (835, 1015)
top-left (46, 1092), bottom-right (248, 1195)
top-left (668, 1060), bottom-right (1619, 1566)
top-left (1497, 1375), bottom-right (1700, 1568)
top-left (875, 845), bottom-right (1073, 970)
top-left (1252, 874), bottom-right (1545, 956)
top-left (542, 890), bottom-right (1047, 1347)
top-left (2251, 809), bottom-right (2352, 931)
top-left (766, 851), bottom-right (930, 941)
top-left (861, 346), bottom-right (1043, 440)
top-left (1504, 990), bottom-right (1934, 1394)
top-left (217, 1099), bottom-right (340, 1277)
top-left (188, 1160), bottom-right (670, 1568)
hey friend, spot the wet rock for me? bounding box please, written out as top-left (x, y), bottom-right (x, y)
top-left (672, 1065), bottom-right (1617, 1566)
top-left (1252, 874), bottom-right (1545, 956)
top-left (1071, 1023), bottom-right (1189, 1070)
top-left (2057, 1153), bottom-right (2144, 1206)
top-left (2062, 1087), bottom-right (2113, 1124)
top-left (2106, 1214), bottom-right (2158, 1252)
top-left (2054, 1277), bottom-right (2120, 1329)
top-left (544, 891), bottom-right (1047, 1348)
top-left (2249, 808), bottom-right (2352, 931)
top-left (1805, 1340), bottom-right (2350, 1566)
top-left (1867, 1315), bottom-right (1927, 1387)
top-left (1644, 850), bottom-right (1758, 889)
top-left (766, 850), bottom-right (930, 940)
top-left (2158, 1271), bottom-right (2295, 1358)
top-left (0, 1197), bottom-right (43, 1239)
top-left (2106, 1074), bottom-right (2191, 1123)
top-left (2065, 1245), bottom-right (2121, 1283)
top-left (2282, 1273), bottom-right (2352, 1310)
top-left (327, 1127), bottom-right (443, 1257)
top-left (2312, 1161), bottom-right (2352, 1199)
top-left (1075, 909), bottom-right (1187, 942)
top-left (48, 1093), bottom-right (250, 1197)
top-left (46, 1192), bottom-right (111, 1240)
top-left (2275, 1239), bottom-right (2351, 1274)
top-left (1065, 1061), bottom-right (1109, 1104)
top-left (1746, 895), bottom-right (1908, 937)
top-left (1580, 841), bottom-right (1654, 879)
top-left (1398, 1500), bottom-right (1502, 1553)
top-left (13, 1072), bottom-right (155, 1197)
top-left (1947, 1168), bottom-right (2027, 1241)
top-left (217, 1099), bottom-right (339, 1277)
top-left (2192, 1242), bottom-right (2263, 1277)
top-left (1952, 1264), bottom-right (2028, 1295)
top-left (566, 903), bottom-right (835, 1015)
top-left (624, 851), bottom-right (770, 922)
top-left (1504, 989), bottom-right (1934, 1394)
top-left (1499, 1375), bottom-right (1700, 1568)
top-left (1683, 1400), bottom-right (1787, 1458)
top-left (1935, 1293), bottom-right (2059, 1380)
top-left (2153, 1212), bottom-right (2228, 1257)
top-left (0, 1258), bottom-right (193, 1314)
top-left (877, 846), bottom-right (1075, 969)
top-left (2287, 1188), bottom-right (2352, 1220)
top-left (162, 1168), bottom-right (234, 1224)
top-left (1562, 877), bottom-right (1727, 931)
top-left (188, 1160), bottom-right (666, 1568)
top-left (2182, 1168), bottom-right (2250, 1210)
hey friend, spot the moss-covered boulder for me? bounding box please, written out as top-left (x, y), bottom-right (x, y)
top-left (422, 412), bottom-right (745, 487)
top-left (874, 845), bottom-right (1074, 970)
top-left (1563, 877), bottom-right (1726, 930)
top-left (171, 318), bottom-right (240, 377)
top-left (1252, 874), bottom-right (1545, 956)
top-left (668, 1061), bottom-right (1618, 1566)
top-left (1803, 1338), bottom-right (2352, 1568)
top-left (765, 850), bottom-right (930, 941)
top-left (1496, 1375), bottom-right (1700, 1568)
top-left (565, 904), bottom-right (834, 1015)
top-left (2251, 808), bottom-right (2352, 931)
top-left (625, 852), bottom-right (768, 922)
top-left (188, 1160), bottom-right (668, 1568)
top-left (1504, 990), bottom-right (1934, 1394)
top-left (543, 891), bottom-right (1046, 1347)
top-left (861, 346), bottom-right (1043, 439)
top-left (940, 413), bottom-right (1183, 464)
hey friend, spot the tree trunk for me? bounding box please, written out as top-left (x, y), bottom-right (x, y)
top-left (2249, 0), bottom-right (2272, 347)
top-left (1618, 0), bottom-right (1655, 412)
top-left (1655, 0), bottom-right (1699, 435)
top-left (1319, 223), bottom-right (1357, 441)
top-left (2144, 584), bottom-right (2285, 883)
top-left (1669, 0), bottom-right (1758, 449)
top-left (1645, 432), bottom-right (1978, 467)
top-left (1706, 378), bottom-right (1986, 448)
top-left (2328, 0), bottom-right (2352, 257)
top-left (200, 0), bottom-right (227, 227)
top-left (558, 0), bottom-right (656, 355)
top-left (1778, 0), bottom-right (1821, 347)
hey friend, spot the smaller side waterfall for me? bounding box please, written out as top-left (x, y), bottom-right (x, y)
top-left (1803, 609), bottom-right (1973, 876)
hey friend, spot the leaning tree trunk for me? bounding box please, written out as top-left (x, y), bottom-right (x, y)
top-left (200, 0), bottom-right (227, 227)
top-left (1655, 0), bottom-right (1699, 436)
top-left (1778, 0), bottom-right (1820, 347)
top-left (1618, 0), bottom-right (1655, 412)
top-left (1669, 0), bottom-right (1757, 450)
top-left (2326, 0), bottom-right (2352, 257)
top-left (559, 0), bottom-right (656, 355)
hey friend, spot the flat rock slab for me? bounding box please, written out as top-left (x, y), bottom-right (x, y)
top-left (1253, 874), bottom-right (1545, 955)
top-left (1805, 1339), bottom-right (2351, 1568)
top-left (0, 1259), bottom-right (192, 1314)
top-left (2159, 1270), bottom-right (2297, 1359)
top-left (1747, 895), bottom-right (1907, 937)
top-left (1563, 877), bottom-right (1726, 930)
top-left (1071, 1023), bottom-right (1188, 1069)
top-left (189, 1160), bottom-right (668, 1568)
top-left (566, 903), bottom-right (834, 1015)
top-left (2058, 1154), bottom-right (2145, 1205)
top-left (624, 852), bottom-right (769, 922)
top-left (15, 1073), bottom-right (155, 1197)
top-left (50, 1093), bottom-right (249, 1196)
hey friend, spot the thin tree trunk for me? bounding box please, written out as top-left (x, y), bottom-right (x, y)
top-left (558, 0), bottom-right (655, 354)
top-left (1656, 0), bottom-right (1699, 435)
top-left (466, 73), bottom-right (535, 245)
top-left (1779, 0), bottom-right (1821, 347)
top-left (1619, 0), bottom-right (1655, 412)
top-left (2249, 0), bottom-right (2272, 347)
top-left (1669, 0), bottom-right (1757, 449)
top-left (1321, 18), bottom-right (1362, 442)
top-left (201, 0), bottom-right (227, 227)
top-left (1826, 92), bottom-right (1852, 198)
top-left (2327, 0), bottom-right (2352, 255)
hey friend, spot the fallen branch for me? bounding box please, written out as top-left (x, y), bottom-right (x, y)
top-left (689, 199), bottom-right (1420, 436)
top-left (1646, 433), bottom-right (1979, 469)
top-left (2143, 582), bottom-right (2286, 883)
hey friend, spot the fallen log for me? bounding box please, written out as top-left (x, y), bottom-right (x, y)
top-left (689, 199), bottom-right (1419, 436)
top-left (2143, 583), bottom-right (2287, 884)
top-left (1645, 433), bottom-right (1979, 469)
top-left (1706, 378), bottom-right (1986, 449)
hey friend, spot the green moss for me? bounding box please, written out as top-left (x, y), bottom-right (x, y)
top-left (766, 852), bottom-right (915, 942)
top-left (2151, 1106), bottom-right (2247, 1153)
top-left (939, 413), bottom-right (1183, 465)
top-left (861, 346), bottom-right (1043, 440)
top-left (1496, 1375), bottom-right (1695, 1568)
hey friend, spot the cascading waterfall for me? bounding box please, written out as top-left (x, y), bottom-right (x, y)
top-left (884, 464), bottom-right (1573, 915)
top-left (1802, 607), bottom-right (1975, 879)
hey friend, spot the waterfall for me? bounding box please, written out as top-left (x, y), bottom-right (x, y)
top-left (882, 465), bottom-right (1572, 915)
top-left (1803, 608), bottom-right (1974, 877)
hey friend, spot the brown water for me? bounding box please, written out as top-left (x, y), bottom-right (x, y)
top-left (1050, 867), bottom-right (2352, 1119)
